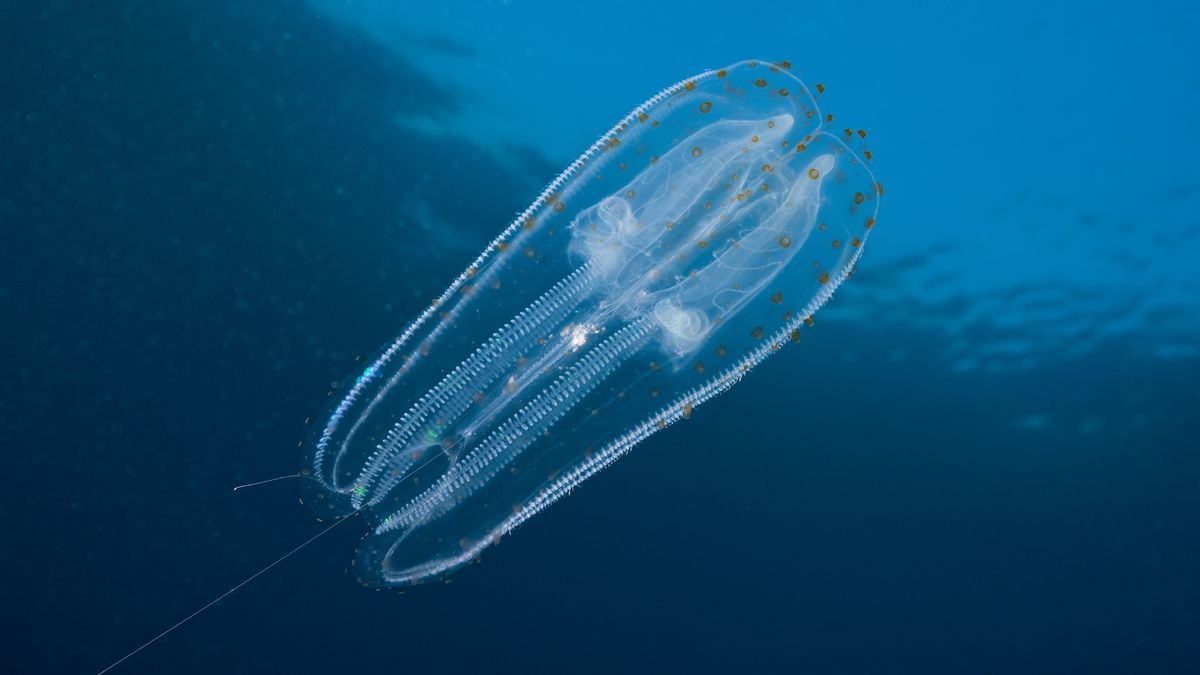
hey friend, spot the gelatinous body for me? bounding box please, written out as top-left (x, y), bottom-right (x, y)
top-left (302, 60), bottom-right (881, 586)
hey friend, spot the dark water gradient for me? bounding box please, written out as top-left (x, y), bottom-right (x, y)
top-left (1, 1), bottom-right (1197, 673)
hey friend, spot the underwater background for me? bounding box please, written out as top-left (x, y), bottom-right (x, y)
top-left (2, 0), bottom-right (1198, 672)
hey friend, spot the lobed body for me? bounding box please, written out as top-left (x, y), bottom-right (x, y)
top-left (301, 59), bottom-right (881, 586)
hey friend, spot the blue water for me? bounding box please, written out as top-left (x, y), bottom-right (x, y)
top-left (2, 1), bottom-right (1198, 673)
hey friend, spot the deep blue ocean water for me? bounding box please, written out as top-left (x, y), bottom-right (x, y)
top-left (2, 1), bottom-right (1198, 672)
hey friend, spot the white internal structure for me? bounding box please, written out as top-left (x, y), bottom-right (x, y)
top-left (569, 113), bottom-right (833, 358)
